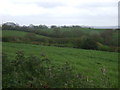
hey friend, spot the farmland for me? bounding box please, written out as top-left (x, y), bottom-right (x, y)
top-left (2, 23), bottom-right (119, 88)
top-left (3, 42), bottom-right (119, 87)
top-left (2, 30), bottom-right (49, 38)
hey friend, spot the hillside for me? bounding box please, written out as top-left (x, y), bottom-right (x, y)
top-left (2, 30), bottom-right (49, 38)
top-left (2, 26), bottom-right (119, 87)
top-left (3, 42), bottom-right (118, 87)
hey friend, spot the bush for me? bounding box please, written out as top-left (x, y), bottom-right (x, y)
top-left (98, 45), bottom-right (113, 52)
top-left (3, 51), bottom-right (113, 88)
top-left (3, 51), bottom-right (93, 88)
top-left (114, 47), bottom-right (120, 53)
top-left (24, 33), bottom-right (39, 41)
top-left (2, 36), bottom-right (22, 42)
top-left (80, 36), bottom-right (98, 50)
top-left (35, 38), bottom-right (49, 43)
top-left (100, 30), bottom-right (113, 46)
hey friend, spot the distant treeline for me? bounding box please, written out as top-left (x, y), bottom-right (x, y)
top-left (2, 22), bottom-right (92, 38)
top-left (2, 22), bottom-right (90, 30)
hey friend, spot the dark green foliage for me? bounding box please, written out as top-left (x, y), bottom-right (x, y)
top-left (2, 22), bottom-right (119, 52)
top-left (53, 28), bottom-right (61, 38)
top-left (3, 51), bottom-right (114, 88)
top-left (2, 36), bottom-right (22, 42)
top-left (98, 45), bottom-right (112, 52)
top-left (80, 37), bottom-right (98, 50)
top-left (24, 33), bottom-right (39, 41)
top-left (100, 30), bottom-right (114, 46)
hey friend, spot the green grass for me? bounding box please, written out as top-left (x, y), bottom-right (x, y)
top-left (3, 42), bottom-right (118, 87)
top-left (2, 30), bottom-right (27, 37)
top-left (2, 30), bottom-right (49, 38)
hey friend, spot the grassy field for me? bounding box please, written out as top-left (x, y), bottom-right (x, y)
top-left (2, 30), bottom-right (49, 38)
top-left (2, 29), bottom-right (119, 40)
top-left (2, 28), bottom-right (119, 87)
top-left (3, 42), bottom-right (118, 87)
top-left (2, 30), bottom-right (27, 37)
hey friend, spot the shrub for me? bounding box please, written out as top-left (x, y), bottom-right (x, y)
top-left (2, 36), bottom-right (10, 42)
top-left (24, 33), bottom-right (38, 41)
top-left (35, 38), bottom-right (49, 43)
top-left (98, 45), bottom-right (112, 52)
top-left (80, 36), bottom-right (98, 50)
top-left (3, 50), bottom-right (114, 88)
top-left (89, 33), bottom-right (104, 44)
top-left (114, 47), bottom-right (120, 53)
top-left (2, 51), bottom-right (94, 88)
top-left (100, 30), bottom-right (113, 46)
top-left (2, 36), bottom-right (22, 42)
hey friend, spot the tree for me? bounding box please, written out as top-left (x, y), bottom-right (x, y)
top-left (2, 22), bottom-right (20, 30)
top-left (80, 37), bottom-right (98, 50)
top-left (51, 25), bottom-right (57, 29)
top-left (100, 30), bottom-right (113, 46)
top-left (53, 28), bottom-right (61, 38)
top-left (38, 25), bottom-right (48, 29)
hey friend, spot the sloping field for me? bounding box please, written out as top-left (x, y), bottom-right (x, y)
top-left (2, 30), bottom-right (49, 38)
top-left (3, 42), bottom-right (118, 87)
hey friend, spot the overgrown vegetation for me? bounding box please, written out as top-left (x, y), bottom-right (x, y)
top-left (3, 50), bottom-right (114, 88)
top-left (2, 22), bottom-right (120, 52)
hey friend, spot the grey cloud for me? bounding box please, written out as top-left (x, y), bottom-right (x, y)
top-left (2, 11), bottom-right (117, 26)
top-left (2, 0), bottom-right (118, 26)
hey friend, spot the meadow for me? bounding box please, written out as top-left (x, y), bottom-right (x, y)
top-left (2, 23), bottom-right (119, 88)
top-left (2, 30), bottom-right (49, 38)
top-left (3, 42), bottom-right (118, 87)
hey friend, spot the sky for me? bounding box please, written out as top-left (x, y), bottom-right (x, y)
top-left (0, 0), bottom-right (119, 26)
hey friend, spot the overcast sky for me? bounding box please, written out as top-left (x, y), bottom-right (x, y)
top-left (0, 0), bottom-right (119, 26)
